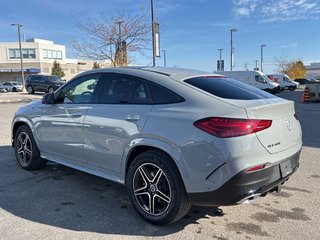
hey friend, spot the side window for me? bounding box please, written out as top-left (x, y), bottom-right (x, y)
top-left (255, 75), bottom-right (266, 83)
top-left (58, 74), bottom-right (100, 104)
top-left (99, 74), bottom-right (152, 104)
top-left (31, 76), bottom-right (40, 82)
top-left (148, 82), bottom-right (184, 104)
top-left (40, 76), bottom-right (46, 82)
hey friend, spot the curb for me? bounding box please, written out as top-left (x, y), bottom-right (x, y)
top-left (0, 98), bottom-right (36, 103)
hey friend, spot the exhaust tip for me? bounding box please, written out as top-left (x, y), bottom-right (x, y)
top-left (237, 193), bottom-right (261, 204)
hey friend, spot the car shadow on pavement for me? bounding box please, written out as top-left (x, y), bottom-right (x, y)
top-left (0, 145), bottom-right (224, 236)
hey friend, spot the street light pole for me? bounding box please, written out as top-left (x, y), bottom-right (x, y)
top-left (162, 49), bottom-right (166, 67)
top-left (260, 44), bottom-right (266, 72)
top-left (151, 0), bottom-right (156, 67)
top-left (217, 48), bottom-right (223, 71)
top-left (230, 28), bottom-right (238, 71)
top-left (255, 60), bottom-right (258, 70)
top-left (11, 23), bottom-right (25, 92)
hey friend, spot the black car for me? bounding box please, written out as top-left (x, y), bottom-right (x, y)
top-left (294, 78), bottom-right (314, 85)
top-left (26, 75), bottom-right (65, 94)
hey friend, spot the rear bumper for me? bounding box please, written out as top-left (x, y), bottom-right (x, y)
top-left (189, 149), bottom-right (301, 206)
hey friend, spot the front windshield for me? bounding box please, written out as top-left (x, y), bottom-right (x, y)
top-left (261, 73), bottom-right (272, 83)
top-left (283, 76), bottom-right (293, 82)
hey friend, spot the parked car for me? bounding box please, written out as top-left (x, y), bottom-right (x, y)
top-left (215, 70), bottom-right (280, 93)
top-left (267, 73), bottom-right (299, 91)
top-left (294, 78), bottom-right (309, 85)
top-left (0, 81), bottom-right (23, 92)
top-left (12, 67), bottom-right (302, 225)
top-left (25, 75), bottom-right (65, 94)
top-left (0, 87), bottom-right (7, 92)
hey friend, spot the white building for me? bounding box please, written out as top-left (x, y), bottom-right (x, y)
top-left (0, 38), bottom-right (110, 83)
top-left (305, 62), bottom-right (320, 80)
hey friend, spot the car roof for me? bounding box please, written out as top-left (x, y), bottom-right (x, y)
top-left (80, 66), bottom-right (224, 82)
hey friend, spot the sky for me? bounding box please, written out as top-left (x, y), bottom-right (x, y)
top-left (1, 0), bottom-right (320, 73)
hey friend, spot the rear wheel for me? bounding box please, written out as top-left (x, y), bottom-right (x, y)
top-left (27, 85), bottom-right (34, 94)
top-left (14, 125), bottom-right (46, 170)
top-left (12, 87), bottom-right (17, 92)
top-left (126, 150), bottom-right (191, 225)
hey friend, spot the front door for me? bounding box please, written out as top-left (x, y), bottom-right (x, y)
top-left (38, 73), bottom-right (102, 163)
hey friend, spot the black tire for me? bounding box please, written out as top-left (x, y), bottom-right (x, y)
top-left (27, 85), bottom-right (34, 94)
top-left (48, 87), bottom-right (54, 93)
top-left (12, 87), bottom-right (17, 92)
top-left (126, 150), bottom-right (191, 225)
top-left (14, 125), bottom-right (46, 170)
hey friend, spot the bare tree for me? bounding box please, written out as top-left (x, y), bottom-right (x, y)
top-left (273, 55), bottom-right (290, 73)
top-left (72, 12), bottom-right (151, 67)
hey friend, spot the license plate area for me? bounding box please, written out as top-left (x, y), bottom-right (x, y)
top-left (280, 160), bottom-right (293, 178)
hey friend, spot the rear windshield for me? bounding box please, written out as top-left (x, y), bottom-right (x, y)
top-left (184, 76), bottom-right (276, 100)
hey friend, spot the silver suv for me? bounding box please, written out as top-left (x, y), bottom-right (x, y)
top-left (12, 67), bottom-right (302, 225)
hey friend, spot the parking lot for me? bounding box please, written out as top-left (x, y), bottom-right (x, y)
top-left (0, 90), bottom-right (319, 240)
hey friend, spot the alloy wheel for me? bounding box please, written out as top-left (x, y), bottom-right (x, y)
top-left (133, 163), bottom-right (171, 216)
top-left (16, 132), bottom-right (33, 167)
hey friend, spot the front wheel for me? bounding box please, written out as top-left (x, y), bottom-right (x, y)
top-left (27, 86), bottom-right (34, 94)
top-left (126, 150), bottom-right (191, 225)
top-left (14, 125), bottom-right (46, 170)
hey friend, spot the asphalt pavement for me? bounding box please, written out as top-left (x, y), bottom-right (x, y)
top-left (0, 90), bottom-right (319, 240)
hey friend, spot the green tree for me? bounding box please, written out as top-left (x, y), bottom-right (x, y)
top-left (51, 61), bottom-right (65, 78)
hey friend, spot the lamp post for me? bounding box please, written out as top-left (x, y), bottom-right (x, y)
top-left (162, 49), bottom-right (166, 67)
top-left (230, 28), bottom-right (238, 71)
top-left (11, 23), bottom-right (25, 92)
top-left (217, 48), bottom-right (223, 71)
top-left (151, 0), bottom-right (156, 67)
top-left (260, 44), bottom-right (266, 72)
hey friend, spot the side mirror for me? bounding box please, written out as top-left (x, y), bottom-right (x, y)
top-left (42, 92), bottom-right (55, 104)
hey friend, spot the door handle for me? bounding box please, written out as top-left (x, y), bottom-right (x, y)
top-left (71, 112), bottom-right (83, 118)
top-left (125, 114), bottom-right (140, 121)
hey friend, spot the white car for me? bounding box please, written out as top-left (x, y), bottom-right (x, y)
top-left (0, 82), bottom-right (23, 92)
top-left (12, 67), bottom-right (302, 224)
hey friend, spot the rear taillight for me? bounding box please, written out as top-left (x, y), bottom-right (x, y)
top-left (246, 163), bottom-right (266, 173)
top-left (193, 117), bottom-right (272, 138)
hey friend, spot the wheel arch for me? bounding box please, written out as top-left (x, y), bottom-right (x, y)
top-left (12, 118), bottom-right (37, 147)
top-left (123, 138), bottom-right (189, 187)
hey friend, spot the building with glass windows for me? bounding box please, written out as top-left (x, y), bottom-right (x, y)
top-left (0, 38), bottom-right (110, 83)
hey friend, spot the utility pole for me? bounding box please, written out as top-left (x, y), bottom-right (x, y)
top-left (230, 28), bottom-right (238, 71)
top-left (261, 44), bottom-right (266, 72)
top-left (11, 23), bottom-right (25, 92)
top-left (116, 20), bottom-right (124, 66)
top-left (162, 49), bottom-right (166, 67)
top-left (255, 60), bottom-right (258, 70)
top-left (151, 0), bottom-right (156, 67)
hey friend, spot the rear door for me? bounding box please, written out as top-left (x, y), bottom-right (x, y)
top-left (83, 73), bottom-right (153, 173)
